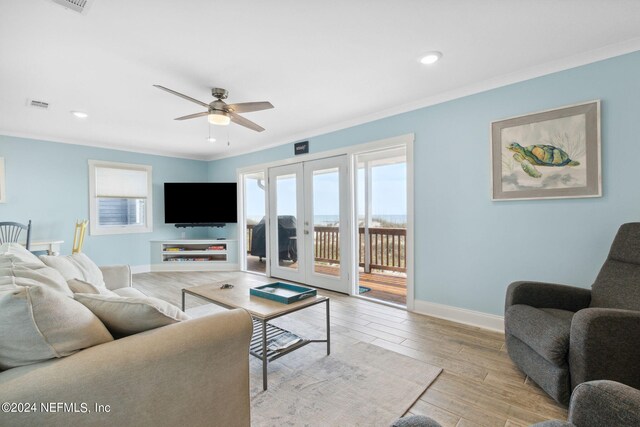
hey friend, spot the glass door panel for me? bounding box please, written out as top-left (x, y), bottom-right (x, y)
top-left (276, 173), bottom-right (299, 269)
top-left (355, 147), bottom-right (407, 306)
top-left (303, 156), bottom-right (350, 292)
top-left (311, 167), bottom-right (341, 277)
top-left (243, 171), bottom-right (266, 274)
top-left (268, 163), bottom-right (305, 283)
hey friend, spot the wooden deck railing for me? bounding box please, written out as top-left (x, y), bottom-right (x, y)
top-left (246, 224), bottom-right (406, 273)
top-left (247, 224), bottom-right (255, 253)
top-left (314, 226), bottom-right (341, 264)
top-left (359, 227), bottom-right (406, 273)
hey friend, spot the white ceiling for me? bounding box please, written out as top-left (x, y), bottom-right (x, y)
top-left (1, 0), bottom-right (640, 161)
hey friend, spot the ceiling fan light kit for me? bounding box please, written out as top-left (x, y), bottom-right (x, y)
top-left (153, 84), bottom-right (273, 134)
top-left (208, 111), bottom-right (231, 126)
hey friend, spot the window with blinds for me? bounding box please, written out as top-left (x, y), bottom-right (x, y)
top-left (88, 161), bottom-right (153, 235)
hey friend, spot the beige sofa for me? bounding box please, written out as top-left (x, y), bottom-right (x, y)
top-left (0, 262), bottom-right (253, 427)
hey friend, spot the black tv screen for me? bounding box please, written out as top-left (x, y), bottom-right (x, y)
top-left (164, 182), bottom-right (237, 224)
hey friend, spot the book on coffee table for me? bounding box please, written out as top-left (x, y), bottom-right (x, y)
top-left (267, 332), bottom-right (301, 351)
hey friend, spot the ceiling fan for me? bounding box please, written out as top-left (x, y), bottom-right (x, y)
top-left (153, 85), bottom-right (273, 132)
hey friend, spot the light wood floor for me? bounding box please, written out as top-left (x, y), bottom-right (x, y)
top-left (133, 271), bottom-right (567, 427)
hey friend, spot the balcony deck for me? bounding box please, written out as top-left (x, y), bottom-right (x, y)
top-left (246, 255), bottom-right (407, 305)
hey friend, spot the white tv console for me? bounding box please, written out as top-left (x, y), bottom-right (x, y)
top-left (150, 239), bottom-right (238, 272)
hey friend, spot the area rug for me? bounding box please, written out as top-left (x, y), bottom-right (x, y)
top-left (187, 304), bottom-right (442, 427)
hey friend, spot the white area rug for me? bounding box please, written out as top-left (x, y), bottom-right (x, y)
top-left (187, 304), bottom-right (442, 427)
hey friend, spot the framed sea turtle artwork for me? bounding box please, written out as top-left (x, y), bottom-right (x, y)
top-left (0, 157), bottom-right (5, 203)
top-left (491, 100), bottom-right (601, 201)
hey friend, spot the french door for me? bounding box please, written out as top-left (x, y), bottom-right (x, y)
top-left (268, 156), bottom-right (350, 293)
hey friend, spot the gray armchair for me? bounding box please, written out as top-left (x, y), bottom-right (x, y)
top-left (531, 380), bottom-right (640, 427)
top-left (505, 223), bottom-right (640, 405)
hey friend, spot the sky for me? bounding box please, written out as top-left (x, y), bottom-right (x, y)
top-left (245, 163), bottom-right (406, 220)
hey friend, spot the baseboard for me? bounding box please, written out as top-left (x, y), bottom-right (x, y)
top-left (413, 299), bottom-right (504, 333)
top-left (130, 264), bottom-right (151, 274)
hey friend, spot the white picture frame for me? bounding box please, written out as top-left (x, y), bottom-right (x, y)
top-left (0, 157), bottom-right (5, 203)
top-left (491, 100), bottom-right (601, 201)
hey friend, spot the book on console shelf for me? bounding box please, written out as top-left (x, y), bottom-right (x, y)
top-left (267, 332), bottom-right (302, 352)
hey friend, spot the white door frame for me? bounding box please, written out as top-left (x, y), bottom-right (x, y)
top-left (236, 133), bottom-right (415, 310)
top-left (238, 170), bottom-right (270, 276)
top-left (352, 146), bottom-right (410, 308)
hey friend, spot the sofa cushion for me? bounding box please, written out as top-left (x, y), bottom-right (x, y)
top-left (40, 253), bottom-right (106, 289)
top-left (74, 293), bottom-right (190, 337)
top-left (0, 242), bottom-right (45, 268)
top-left (0, 284), bottom-right (113, 370)
top-left (505, 304), bottom-right (574, 366)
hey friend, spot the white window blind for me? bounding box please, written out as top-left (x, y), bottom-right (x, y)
top-left (95, 167), bottom-right (149, 198)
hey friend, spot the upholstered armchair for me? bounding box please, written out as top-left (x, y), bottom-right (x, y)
top-left (505, 223), bottom-right (640, 405)
top-left (531, 380), bottom-right (640, 427)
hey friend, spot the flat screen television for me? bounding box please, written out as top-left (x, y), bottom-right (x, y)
top-left (164, 182), bottom-right (237, 225)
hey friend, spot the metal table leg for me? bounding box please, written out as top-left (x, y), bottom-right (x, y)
top-left (261, 319), bottom-right (268, 390)
top-left (326, 299), bottom-right (331, 355)
top-left (181, 289), bottom-right (185, 311)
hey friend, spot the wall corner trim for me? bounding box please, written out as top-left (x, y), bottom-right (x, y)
top-left (412, 299), bottom-right (504, 333)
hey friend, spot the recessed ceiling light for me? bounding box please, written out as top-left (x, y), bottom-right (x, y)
top-left (71, 110), bottom-right (88, 119)
top-left (419, 51), bottom-right (442, 65)
top-left (207, 137), bottom-right (216, 143)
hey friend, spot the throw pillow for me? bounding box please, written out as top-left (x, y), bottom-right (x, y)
top-left (40, 253), bottom-right (106, 289)
top-left (67, 278), bottom-right (116, 296)
top-left (0, 242), bottom-right (46, 267)
top-left (0, 265), bottom-right (73, 296)
top-left (0, 284), bottom-right (113, 370)
top-left (74, 293), bottom-right (191, 337)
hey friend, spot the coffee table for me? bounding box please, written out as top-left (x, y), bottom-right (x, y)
top-left (182, 281), bottom-right (330, 390)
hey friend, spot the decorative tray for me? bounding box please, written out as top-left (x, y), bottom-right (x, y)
top-left (250, 282), bottom-right (317, 304)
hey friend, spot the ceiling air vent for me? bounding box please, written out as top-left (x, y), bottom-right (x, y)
top-left (27, 99), bottom-right (50, 110)
top-left (49, 0), bottom-right (93, 15)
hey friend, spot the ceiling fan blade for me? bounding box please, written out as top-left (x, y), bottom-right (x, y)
top-left (153, 85), bottom-right (209, 108)
top-left (228, 111), bottom-right (265, 132)
top-left (174, 111), bottom-right (210, 121)
top-left (226, 101), bottom-right (274, 113)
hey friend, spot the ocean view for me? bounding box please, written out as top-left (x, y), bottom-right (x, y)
top-left (247, 215), bottom-right (407, 226)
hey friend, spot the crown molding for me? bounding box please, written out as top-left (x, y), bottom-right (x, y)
top-left (0, 130), bottom-right (209, 161)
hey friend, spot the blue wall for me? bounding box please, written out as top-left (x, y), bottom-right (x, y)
top-left (208, 51), bottom-right (640, 316)
top-left (0, 136), bottom-right (209, 265)
top-left (2, 51), bottom-right (638, 315)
